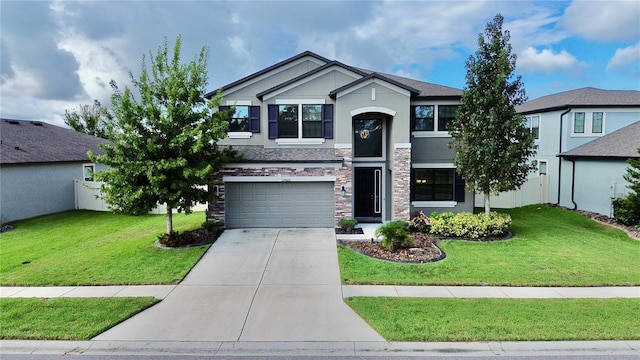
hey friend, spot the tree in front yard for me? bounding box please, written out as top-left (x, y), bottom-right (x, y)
top-left (448, 13), bottom-right (537, 217)
top-left (90, 35), bottom-right (237, 234)
top-left (613, 147), bottom-right (640, 226)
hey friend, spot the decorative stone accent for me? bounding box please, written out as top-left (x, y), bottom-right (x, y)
top-left (334, 147), bottom-right (353, 224)
top-left (392, 147), bottom-right (411, 220)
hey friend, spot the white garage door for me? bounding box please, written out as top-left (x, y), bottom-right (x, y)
top-left (225, 182), bottom-right (335, 228)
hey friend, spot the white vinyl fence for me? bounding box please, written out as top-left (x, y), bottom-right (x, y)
top-left (74, 180), bottom-right (208, 214)
top-left (474, 175), bottom-right (549, 209)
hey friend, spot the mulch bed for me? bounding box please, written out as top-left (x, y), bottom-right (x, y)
top-left (155, 228), bottom-right (224, 249)
top-left (339, 232), bottom-right (444, 263)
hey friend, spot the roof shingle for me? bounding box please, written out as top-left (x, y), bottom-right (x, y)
top-left (517, 87), bottom-right (640, 114)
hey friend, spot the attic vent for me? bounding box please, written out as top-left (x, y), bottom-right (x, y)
top-left (31, 121), bottom-right (43, 126)
top-left (5, 120), bottom-right (20, 125)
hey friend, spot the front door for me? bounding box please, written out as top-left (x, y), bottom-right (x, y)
top-left (354, 167), bottom-right (382, 222)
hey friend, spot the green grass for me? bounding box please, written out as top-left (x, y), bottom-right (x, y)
top-left (0, 210), bottom-right (209, 286)
top-left (0, 297), bottom-right (159, 340)
top-left (339, 205), bottom-right (640, 286)
top-left (346, 297), bottom-right (640, 341)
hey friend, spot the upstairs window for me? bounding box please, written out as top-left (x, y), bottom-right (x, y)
top-left (438, 105), bottom-right (458, 132)
top-left (278, 105), bottom-right (298, 138)
top-left (413, 105), bottom-right (434, 131)
top-left (411, 105), bottom-right (458, 133)
top-left (268, 103), bottom-right (333, 140)
top-left (574, 112), bottom-right (585, 133)
top-left (302, 104), bottom-right (323, 138)
top-left (218, 105), bottom-right (260, 133)
top-left (592, 112), bottom-right (603, 133)
top-left (525, 115), bottom-right (540, 139)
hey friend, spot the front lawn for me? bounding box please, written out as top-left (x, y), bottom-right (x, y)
top-left (346, 297), bottom-right (640, 341)
top-left (0, 210), bottom-right (209, 286)
top-left (339, 205), bottom-right (640, 286)
top-left (0, 297), bottom-right (158, 340)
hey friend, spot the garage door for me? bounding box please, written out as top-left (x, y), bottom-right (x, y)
top-left (225, 182), bottom-right (335, 228)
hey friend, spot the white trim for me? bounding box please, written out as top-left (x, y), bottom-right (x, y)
top-left (275, 138), bottom-right (325, 145)
top-left (412, 201), bottom-right (457, 208)
top-left (412, 131), bottom-right (451, 138)
top-left (261, 66), bottom-right (362, 100)
top-left (225, 100), bottom-right (252, 106)
top-left (82, 163), bottom-right (95, 181)
top-left (223, 175), bottom-right (336, 183)
top-left (226, 162), bottom-right (342, 169)
top-left (371, 87), bottom-right (376, 101)
top-left (334, 143), bottom-right (352, 149)
top-left (350, 106), bottom-right (397, 117)
top-left (275, 99), bottom-right (326, 105)
top-left (412, 163), bottom-right (456, 169)
top-left (227, 132), bottom-right (252, 139)
top-left (394, 143), bottom-right (411, 149)
top-left (336, 78), bottom-right (411, 99)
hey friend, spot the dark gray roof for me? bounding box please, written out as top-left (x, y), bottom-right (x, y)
top-left (230, 145), bottom-right (342, 163)
top-left (329, 72), bottom-right (422, 98)
top-left (559, 121), bottom-right (640, 159)
top-left (517, 87), bottom-right (640, 114)
top-left (0, 119), bottom-right (108, 164)
top-left (358, 69), bottom-right (462, 98)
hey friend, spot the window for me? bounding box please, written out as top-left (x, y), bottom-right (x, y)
top-left (438, 105), bottom-right (458, 132)
top-left (574, 112), bottom-right (585, 133)
top-left (538, 160), bottom-right (547, 175)
top-left (83, 164), bottom-right (95, 181)
top-left (592, 112), bottom-right (603, 133)
top-left (268, 103), bottom-right (333, 140)
top-left (218, 104), bottom-right (260, 133)
top-left (413, 105), bottom-right (434, 131)
top-left (412, 167), bottom-right (466, 203)
top-left (354, 118), bottom-right (383, 157)
top-left (525, 115), bottom-right (540, 139)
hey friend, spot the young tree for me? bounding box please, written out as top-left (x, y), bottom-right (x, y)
top-left (613, 147), bottom-right (640, 225)
top-left (64, 99), bottom-right (115, 140)
top-left (449, 13), bottom-right (537, 217)
top-left (90, 35), bottom-right (236, 234)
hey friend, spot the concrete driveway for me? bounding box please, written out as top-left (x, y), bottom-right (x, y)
top-left (94, 228), bottom-right (383, 342)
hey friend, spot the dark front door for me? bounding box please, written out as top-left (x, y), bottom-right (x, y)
top-left (354, 167), bottom-right (382, 222)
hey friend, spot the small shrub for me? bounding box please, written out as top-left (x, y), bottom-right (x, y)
top-left (613, 196), bottom-right (640, 226)
top-left (429, 211), bottom-right (511, 239)
top-left (408, 211), bottom-right (430, 233)
top-left (158, 231), bottom-right (195, 247)
top-left (375, 221), bottom-right (414, 251)
top-left (338, 217), bottom-right (358, 232)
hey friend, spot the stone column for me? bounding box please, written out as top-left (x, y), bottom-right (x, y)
top-left (392, 144), bottom-right (411, 220)
top-left (334, 146), bottom-right (353, 225)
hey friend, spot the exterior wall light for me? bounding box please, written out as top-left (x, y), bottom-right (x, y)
top-left (340, 185), bottom-right (346, 197)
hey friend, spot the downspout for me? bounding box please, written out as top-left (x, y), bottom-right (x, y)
top-left (556, 108), bottom-right (572, 205)
top-left (568, 158), bottom-right (578, 210)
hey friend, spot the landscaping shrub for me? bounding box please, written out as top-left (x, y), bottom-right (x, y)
top-left (338, 217), bottom-right (358, 232)
top-left (158, 231), bottom-right (195, 247)
top-left (612, 196), bottom-right (640, 226)
top-left (429, 211), bottom-right (511, 239)
top-left (375, 221), bottom-right (414, 251)
top-left (408, 211), bottom-right (430, 233)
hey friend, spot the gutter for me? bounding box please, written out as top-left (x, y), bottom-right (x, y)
top-left (568, 158), bottom-right (578, 210)
top-left (556, 108), bottom-right (572, 205)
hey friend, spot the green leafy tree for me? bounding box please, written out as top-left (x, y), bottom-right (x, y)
top-left (613, 147), bottom-right (640, 225)
top-left (90, 35), bottom-right (236, 234)
top-left (449, 14), bottom-right (536, 217)
top-left (64, 99), bottom-right (115, 140)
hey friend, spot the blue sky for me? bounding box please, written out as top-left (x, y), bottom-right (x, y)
top-left (1, 0), bottom-right (638, 127)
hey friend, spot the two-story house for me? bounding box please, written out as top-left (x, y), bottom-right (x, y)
top-left (205, 51), bottom-right (473, 228)
top-left (510, 87), bottom-right (640, 216)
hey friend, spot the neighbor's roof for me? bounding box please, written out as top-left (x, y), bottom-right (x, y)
top-left (207, 51), bottom-right (462, 100)
top-left (559, 121), bottom-right (640, 159)
top-left (517, 87), bottom-right (640, 114)
top-left (0, 119), bottom-right (108, 164)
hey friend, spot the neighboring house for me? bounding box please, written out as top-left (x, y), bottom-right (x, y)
top-left (0, 119), bottom-right (107, 222)
top-left (481, 87), bottom-right (640, 215)
top-left (205, 51), bottom-right (473, 228)
top-left (557, 121), bottom-right (640, 216)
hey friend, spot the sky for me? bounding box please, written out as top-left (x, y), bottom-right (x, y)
top-left (1, 0), bottom-right (639, 127)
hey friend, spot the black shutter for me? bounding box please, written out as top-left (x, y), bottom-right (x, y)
top-left (219, 105), bottom-right (231, 113)
top-left (268, 104), bottom-right (278, 139)
top-left (410, 105), bottom-right (416, 131)
top-left (454, 171), bottom-right (465, 202)
top-left (323, 104), bottom-right (333, 139)
top-left (249, 106), bottom-right (260, 133)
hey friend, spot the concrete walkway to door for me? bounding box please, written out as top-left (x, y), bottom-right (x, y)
top-left (93, 228), bottom-right (384, 342)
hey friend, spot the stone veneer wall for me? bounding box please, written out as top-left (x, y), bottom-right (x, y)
top-left (392, 146), bottom-right (411, 220)
top-left (208, 148), bottom-right (354, 226)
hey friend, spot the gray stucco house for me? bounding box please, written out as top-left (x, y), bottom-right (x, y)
top-left (0, 119), bottom-right (107, 222)
top-left (514, 87), bottom-right (640, 216)
top-left (205, 51), bottom-right (473, 228)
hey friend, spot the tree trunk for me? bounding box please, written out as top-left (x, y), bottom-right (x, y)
top-left (166, 207), bottom-right (173, 234)
top-left (484, 193), bottom-right (491, 218)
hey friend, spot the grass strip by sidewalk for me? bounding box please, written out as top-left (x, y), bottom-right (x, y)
top-left (0, 297), bottom-right (159, 340)
top-left (346, 297), bottom-right (640, 342)
top-left (339, 205), bottom-right (640, 286)
top-left (0, 210), bottom-right (209, 286)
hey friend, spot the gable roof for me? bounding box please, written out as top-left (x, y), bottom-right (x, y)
top-left (0, 119), bottom-right (108, 164)
top-left (517, 87), bottom-right (640, 114)
top-left (559, 121), bottom-right (640, 159)
top-left (207, 50), bottom-right (462, 100)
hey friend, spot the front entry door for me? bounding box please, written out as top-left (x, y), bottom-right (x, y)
top-left (354, 167), bottom-right (382, 221)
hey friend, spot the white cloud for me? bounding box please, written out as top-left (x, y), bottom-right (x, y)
top-left (517, 47), bottom-right (584, 73)
top-left (607, 42), bottom-right (640, 74)
top-left (559, 0), bottom-right (640, 42)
